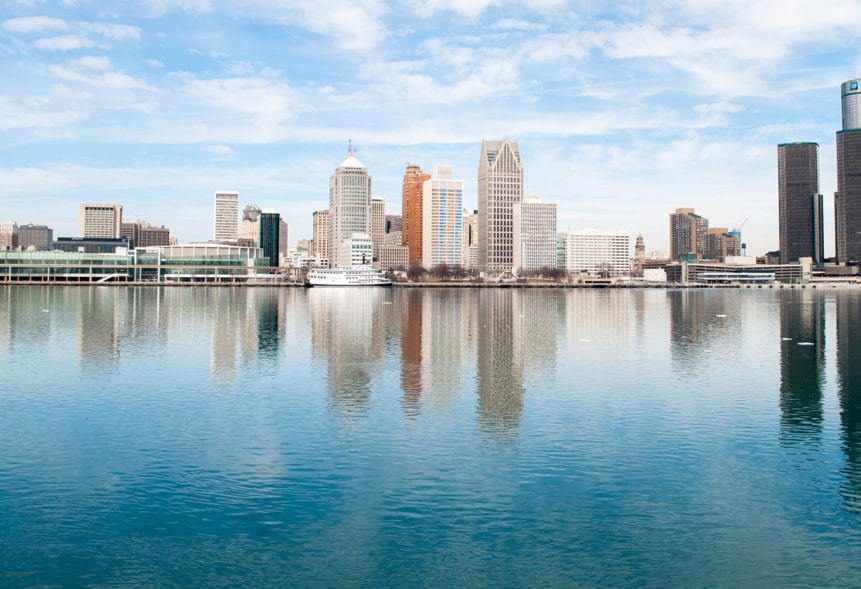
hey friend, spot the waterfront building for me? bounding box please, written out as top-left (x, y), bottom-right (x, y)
top-left (379, 244), bottom-right (409, 270)
top-left (339, 232), bottom-right (373, 267)
top-left (669, 207), bottom-right (708, 261)
top-left (633, 233), bottom-right (646, 276)
top-left (702, 227), bottom-right (740, 262)
top-left (258, 210), bottom-right (281, 267)
top-left (478, 137), bottom-right (524, 273)
top-left (836, 79), bottom-right (861, 264)
top-left (372, 197), bottom-right (386, 267)
top-left (462, 209), bottom-right (478, 268)
top-left (513, 195), bottom-right (556, 273)
top-left (329, 147), bottom-right (372, 269)
top-left (778, 142), bottom-right (823, 264)
top-left (52, 236), bottom-right (131, 254)
top-left (0, 222), bottom-right (18, 250)
top-left (422, 166), bottom-right (463, 269)
top-left (80, 203), bottom-right (122, 239)
top-left (279, 218), bottom-right (289, 260)
top-left (311, 209), bottom-right (329, 264)
top-left (239, 205), bottom-right (261, 245)
top-left (402, 164), bottom-right (431, 267)
top-left (122, 222), bottom-right (170, 249)
top-left (214, 191), bottom-right (239, 242)
top-left (18, 224), bottom-right (52, 251)
top-left (561, 229), bottom-right (630, 277)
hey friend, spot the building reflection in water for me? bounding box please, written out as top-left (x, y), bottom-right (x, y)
top-left (476, 289), bottom-right (524, 440)
top-left (836, 291), bottom-right (861, 514)
top-left (778, 290), bottom-right (825, 447)
top-left (309, 287), bottom-right (387, 421)
top-left (668, 290), bottom-right (743, 373)
top-left (399, 288), bottom-right (423, 417)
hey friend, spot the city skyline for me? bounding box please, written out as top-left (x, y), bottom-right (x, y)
top-left (1, 3), bottom-right (860, 257)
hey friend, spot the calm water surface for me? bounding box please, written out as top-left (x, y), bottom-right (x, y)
top-left (1, 285), bottom-right (860, 588)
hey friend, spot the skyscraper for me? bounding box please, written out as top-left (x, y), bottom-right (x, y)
top-left (478, 137), bottom-right (523, 274)
top-left (80, 203), bottom-right (122, 238)
top-left (836, 79), bottom-right (861, 264)
top-left (311, 209), bottom-right (329, 264)
top-left (240, 204), bottom-right (261, 245)
top-left (778, 142), bottom-right (823, 264)
top-left (402, 164), bottom-right (431, 267)
top-left (669, 208), bottom-right (708, 261)
top-left (513, 196), bottom-right (557, 272)
top-left (258, 209), bottom-right (280, 267)
top-left (213, 191), bottom-right (239, 242)
top-left (422, 165), bottom-right (463, 269)
top-left (372, 197), bottom-right (386, 267)
top-left (329, 146), bottom-right (372, 268)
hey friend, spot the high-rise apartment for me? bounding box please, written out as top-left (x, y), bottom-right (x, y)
top-left (462, 209), bottom-right (478, 268)
top-left (836, 79), bottom-right (861, 264)
top-left (669, 207), bottom-right (708, 261)
top-left (402, 164), bottom-right (431, 267)
top-left (702, 227), bottom-right (740, 262)
top-left (0, 222), bottom-right (18, 249)
top-left (478, 137), bottom-right (523, 273)
top-left (561, 230), bottom-right (630, 277)
top-left (311, 209), bottom-right (329, 265)
top-left (80, 203), bottom-right (122, 238)
top-left (214, 191), bottom-right (239, 242)
top-left (259, 209), bottom-right (280, 267)
top-left (513, 196), bottom-right (557, 272)
top-left (422, 165), bottom-right (463, 269)
top-left (778, 142), bottom-right (823, 264)
top-left (329, 147), bottom-right (372, 268)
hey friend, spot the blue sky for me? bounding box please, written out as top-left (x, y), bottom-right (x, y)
top-left (1, 0), bottom-right (860, 257)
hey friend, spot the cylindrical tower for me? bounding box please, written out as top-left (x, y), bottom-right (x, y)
top-left (842, 79), bottom-right (861, 130)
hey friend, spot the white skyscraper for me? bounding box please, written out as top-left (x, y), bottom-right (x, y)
top-left (214, 191), bottom-right (239, 242)
top-left (422, 165), bottom-right (463, 269)
top-left (329, 146), bottom-right (372, 268)
top-left (478, 137), bottom-right (523, 274)
top-left (79, 203), bottom-right (123, 238)
top-left (513, 195), bottom-right (557, 272)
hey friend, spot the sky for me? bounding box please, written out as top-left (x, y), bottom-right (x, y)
top-left (1, 0), bottom-right (860, 258)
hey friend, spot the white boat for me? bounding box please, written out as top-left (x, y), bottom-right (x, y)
top-left (305, 266), bottom-right (392, 287)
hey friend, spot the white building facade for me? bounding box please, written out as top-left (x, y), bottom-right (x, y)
top-left (339, 232), bottom-right (374, 267)
top-left (422, 165), bottom-right (463, 269)
top-left (80, 203), bottom-right (123, 239)
top-left (562, 230), bottom-right (631, 277)
top-left (513, 195), bottom-right (557, 272)
top-left (478, 137), bottom-right (523, 273)
top-left (329, 149), bottom-right (372, 268)
top-left (213, 192), bottom-right (239, 242)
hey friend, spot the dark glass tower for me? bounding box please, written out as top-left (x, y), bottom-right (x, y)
top-left (259, 210), bottom-right (281, 267)
top-left (778, 142), bottom-right (823, 264)
top-left (836, 79), bottom-right (861, 264)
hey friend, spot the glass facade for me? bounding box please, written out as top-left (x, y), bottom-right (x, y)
top-left (777, 142), bottom-right (822, 264)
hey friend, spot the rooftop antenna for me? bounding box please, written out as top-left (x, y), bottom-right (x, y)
top-left (347, 138), bottom-right (355, 156)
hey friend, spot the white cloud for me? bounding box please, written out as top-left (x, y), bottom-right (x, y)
top-left (80, 22), bottom-right (142, 40)
top-left (171, 71), bottom-right (294, 120)
top-left (34, 35), bottom-right (97, 51)
top-left (2, 16), bottom-right (68, 33)
top-left (207, 144), bottom-right (236, 155)
top-left (146, 59), bottom-right (164, 68)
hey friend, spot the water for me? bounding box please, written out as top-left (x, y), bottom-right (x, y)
top-left (1, 285), bottom-right (860, 588)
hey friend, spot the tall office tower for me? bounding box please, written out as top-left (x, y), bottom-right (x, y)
top-left (462, 209), bottom-right (478, 268)
top-left (402, 163), bottom-right (431, 266)
top-left (258, 209), bottom-right (281, 267)
top-left (279, 218), bottom-right (289, 259)
top-left (311, 209), bottom-right (329, 263)
top-left (18, 224), bottom-right (52, 251)
top-left (80, 203), bottom-right (122, 238)
top-left (669, 207), bottom-right (708, 260)
top-left (702, 227), bottom-right (740, 262)
top-left (836, 79), bottom-right (861, 264)
top-left (240, 204), bottom-right (261, 245)
top-left (372, 197), bottom-right (386, 266)
top-left (0, 222), bottom-right (18, 249)
top-left (778, 142), bottom-right (823, 264)
top-left (422, 165), bottom-right (463, 269)
top-left (329, 146), bottom-right (372, 268)
top-left (478, 137), bottom-right (523, 273)
top-left (513, 195), bottom-right (557, 272)
top-left (214, 191), bottom-right (239, 242)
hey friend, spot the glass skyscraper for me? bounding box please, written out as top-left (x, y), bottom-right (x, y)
top-left (778, 142), bottom-right (823, 264)
top-left (836, 79), bottom-right (861, 264)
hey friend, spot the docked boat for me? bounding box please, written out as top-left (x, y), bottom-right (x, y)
top-left (305, 266), bottom-right (392, 287)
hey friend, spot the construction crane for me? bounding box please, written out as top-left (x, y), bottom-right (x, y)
top-left (732, 218), bottom-right (749, 256)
